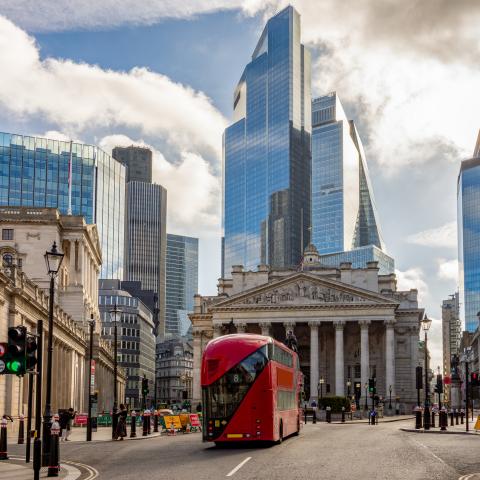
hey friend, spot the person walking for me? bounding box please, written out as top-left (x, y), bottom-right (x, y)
top-left (114, 404), bottom-right (127, 440)
top-left (62, 408), bottom-right (75, 441)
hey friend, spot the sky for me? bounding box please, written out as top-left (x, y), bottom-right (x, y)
top-left (1, 0), bottom-right (479, 370)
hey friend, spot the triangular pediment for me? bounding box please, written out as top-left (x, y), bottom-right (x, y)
top-left (213, 272), bottom-right (398, 309)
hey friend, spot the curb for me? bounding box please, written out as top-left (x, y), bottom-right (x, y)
top-left (68, 432), bottom-right (163, 444)
top-left (400, 428), bottom-right (480, 436)
top-left (315, 416), bottom-right (414, 425)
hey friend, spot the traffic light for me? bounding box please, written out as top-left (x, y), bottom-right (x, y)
top-left (142, 376), bottom-right (149, 396)
top-left (471, 372), bottom-right (480, 387)
top-left (436, 374), bottom-right (443, 394)
top-left (26, 334), bottom-right (38, 371)
top-left (3, 326), bottom-right (27, 375)
top-left (0, 342), bottom-right (7, 375)
top-left (368, 378), bottom-right (376, 394)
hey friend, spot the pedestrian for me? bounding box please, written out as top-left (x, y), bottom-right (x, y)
top-left (61, 408), bottom-right (75, 441)
top-left (196, 402), bottom-right (202, 413)
top-left (114, 404), bottom-right (127, 440)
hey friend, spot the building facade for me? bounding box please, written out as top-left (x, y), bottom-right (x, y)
top-left (223, 6), bottom-right (311, 276)
top-left (156, 338), bottom-right (193, 406)
top-left (112, 145), bottom-right (153, 183)
top-left (166, 234), bottom-right (199, 337)
top-left (99, 280), bottom-right (156, 409)
top-left (190, 245), bottom-right (424, 413)
top-left (311, 93), bottom-right (384, 254)
top-left (0, 132), bottom-right (126, 279)
top-left (458, 135), bottom-right (480, 332)
top-left (442, 293), bottom-right (461, 377)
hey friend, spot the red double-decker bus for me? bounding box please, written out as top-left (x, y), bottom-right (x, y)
top-left (201, 333), bottom-right (302, 444)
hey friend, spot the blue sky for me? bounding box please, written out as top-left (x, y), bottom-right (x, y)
top-left (1, 0), bottom-right (480, 367)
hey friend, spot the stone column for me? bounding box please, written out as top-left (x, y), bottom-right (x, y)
top-left (334, 321), bottom-right (345, 396)
top-left (213, 323), bottom-right (223, 339)
top-left (385, 320), bottom-right (396, 409)
top-left (235, 322), bottom-right (247, 333)
top-left (192, 331), bottom-right (202, 404)
top-left (309, 322), bottom-right (319, 402)
top-left (359, 320), bottom-right (371, 407)
top-left (259, 322), bottom-right (271, 336)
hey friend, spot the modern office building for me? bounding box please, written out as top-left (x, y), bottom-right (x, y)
top-left (112, 145), bottom-right (153, 183)
top-left (166, 234), bottom-right (199, 337)
top-left (458, 132), bottom-right (480, 332)
top-left (441, 293), bottom-right (461, 398)
top-left (222, 6), bottom-right (311, 277)
top-left (99, 279), bottom-right (156, 409)
top-left (124, 181), bottom-right (167, 337)
top-left (0, 132), bottom-right (126, 279)
top-left (318, 245), bottom-right (394, 275)
top-left (311, 93), bottom-right (384, 254)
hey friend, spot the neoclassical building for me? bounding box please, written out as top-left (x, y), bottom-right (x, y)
top-left (190, 245), bottom-right (424, 413)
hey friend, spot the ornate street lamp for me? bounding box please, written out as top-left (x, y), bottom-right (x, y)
top-left (346, 379), bottom-right (352, 399)
top-left (318, 377), bottom-right (324, 401)
top-left (364, 382), bottom-right (368, 410)
top-left (421, 316), bottom-right (432, 430)
top-left (110, 303), bottom-right (122, 439)
top-left (42, 241), bottom-right (64, 466)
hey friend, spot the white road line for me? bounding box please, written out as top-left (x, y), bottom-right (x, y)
top-left (226, 457), bottom-right (252, 477)
top-left (410, 438), bottom-right (449, 467)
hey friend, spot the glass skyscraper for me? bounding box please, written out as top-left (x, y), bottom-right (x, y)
top-left (166, 234), bottom-right (199, 337)
top-left (0, 131), bottom-right (125, 279)
top-left (223, 6), bottom-right (311, 277)
top-left (311, 93), bottom-right (384, 254)
top-left (458, 137), bottom-right (480, 332)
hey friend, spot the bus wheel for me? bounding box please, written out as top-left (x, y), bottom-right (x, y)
top-left (277, 421), bottom-right (283, 444)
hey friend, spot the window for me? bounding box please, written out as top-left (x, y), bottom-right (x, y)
top-left (2, 229), bottom-right (13, 240)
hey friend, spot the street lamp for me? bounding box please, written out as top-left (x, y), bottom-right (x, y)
top-left (346, 379), bottom-right (351, 399)
top-left (318, 377), bottom-right (324, 401)
top-left (389, 385), bottom-right (392, 410)
top-left (364, 382), bottom-right (368, 410)
top-left (461, 346), bottom-right (474, 432)
top-left (421, 316), bottom-right (432, 430)
top-left (42, 241), bottom-right (64, 465)
top-left (87, 314), bottom-right (95, 441)
top-left (110, 303), bottom-right (122, 439)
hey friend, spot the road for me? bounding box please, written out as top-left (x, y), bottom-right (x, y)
top-left (6, 419), bottom-right (480, 479)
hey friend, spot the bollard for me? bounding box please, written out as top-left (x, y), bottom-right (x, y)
top-left (326, 406), bottom-right (331, 424)
top-left (130, 411), bottom-right (137, 438)
top-left (440, 409), bottom-right (447, 431)
top-left (147, 410), bottom-right (151, 435)
top-left (449, 410), bottom-right (454, 426)
top-left (455, 409), bottom-right (459, 425)
top-left (341, 407), bottom-right (345, 423)
top-left (460, 409), bottom-right (464, 425)
top-left (312, 408), bottom-right (316, 424)
top-left (154, 410), bottom-right (159, 433)
top-left (142, 410), bottom-right (150, 437)
top-left (415, 408), bottom-right (422, 429)
top-left (371, 411), bottom-right (376, 425)
top-left (368, 410), bottom-right (371, 425)
top-left (0, 417), bottom-right (8, 460)
top-left (47, 417), bottom-right (60, 477)
top-left (304, 408), bottom-right (308, 424)
top-left (18, 414), bottom-right (25, 444)
top-left (431, 411), bottom-right (435, 428)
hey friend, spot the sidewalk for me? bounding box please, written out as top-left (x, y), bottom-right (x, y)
top-left (307, 414), bottom-right (414, 425)
top-left (0, 460), bottom-right (76, 479)
top-left (67, 425), bottom-right (164, 442)
top-left (400, 411), bottom-right (480, 435)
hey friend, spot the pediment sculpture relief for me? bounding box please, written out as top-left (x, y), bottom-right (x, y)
top-left (241, 280), bottom-right (368, 305)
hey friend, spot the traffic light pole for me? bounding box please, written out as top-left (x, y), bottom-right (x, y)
top-left (465, 360), bottom-right (469, 432)
top-left (33, 320), bottom-right (43, 480)
top-left (25, 372), bottom-right (34, 463)
top-left (42, 275), bottom-right (55, 465)
top-left (87, 317), bottom-right (94, 442)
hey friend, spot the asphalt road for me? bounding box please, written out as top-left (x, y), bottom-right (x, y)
top-left (8, 420), bottom-right (480, 479)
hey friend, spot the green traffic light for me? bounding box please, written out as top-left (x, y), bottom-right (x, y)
top-left (7, 359), bottom-right (23, 373)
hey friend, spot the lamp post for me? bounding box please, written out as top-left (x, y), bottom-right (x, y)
top-left (364, 382), bottom-right (368, 411)
top-left (42, 242), bottom-right (64, 466)
top-left (110, 304), bottom-right (122, 439)
top-left (87, 314), bottom-right (95, 441)
top-left (346, 379), bottom-right (351, 400)
top-left (389, 385), bottom-right (392, 410)
top-left (461, 347), bottom-right (473, 432)
top-left (318, 377), bottom-right (324, 401)
top-left (422, 316), bottom-right (432, 430)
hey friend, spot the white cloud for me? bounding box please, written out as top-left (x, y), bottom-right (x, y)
top-left (0, 16), bottom-right (226, 162)
top-left (395, 267), bottom-right (429, 304)
top-left (426, 317), bottom-right (443, 374)
top-left (437, 258), bottom-right (458, 283)
top-left (407, 221), bottom-right (457, 248)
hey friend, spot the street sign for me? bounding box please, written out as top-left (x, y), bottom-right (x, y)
top-left (189, 414), bottom-right (201, 427)
top-left (90, 360), bottom-right (95, 388)
top-left (163, 415), bottom-right (182, 429)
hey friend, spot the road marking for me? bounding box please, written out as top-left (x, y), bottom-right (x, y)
top-left (9, 456), bottom-right (97, 479)
top-left (410, 438), bottom-right (449, 467)
top-left (226, 457), bottom-right (252, 477)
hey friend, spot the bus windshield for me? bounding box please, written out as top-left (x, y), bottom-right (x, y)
top-left (204, 345), bottom-right (269, 419)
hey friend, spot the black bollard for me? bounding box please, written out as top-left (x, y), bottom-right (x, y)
top-left (368, 410), bottom-right (371, 425)
top-left (18, 414), bottom-right (25, 444)
top-left (431, 411), bottom-right (435, 428)
top-left (0, 417), bottom-right (8, 460)
top-left (440, 410), bottom-right (447, 431)
top-left (460, 410), bottom-right (464, 424)
top-left (304, 408), bottom-right (308, 424)
top-left (142, 411), bottom-right (150, 437)
top-left (450, 410), bottom-right (454, 426)
top-left (47, 418), bottom-right (60, 477)
top-left (154, 411), bottom-right (159, 433)
top-left (371, 411), bottom-right (376, 425)
top-left (312, 408), bottom-right (317, 424)
top-left (148, 411), bottom-right (151, 435)
top-left (415, 409), bottom-right (422, 429)
top-left (130, 411), bottom-right (136, 438)
top-left (455, 410), bottom-right (459, 425)
top-left (341, 407), bottom-right (345, 423)
top-left (326, 407), bottom-right (331, 424)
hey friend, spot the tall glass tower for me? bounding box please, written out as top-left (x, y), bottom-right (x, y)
top-left (166, 234), bottom-right (199, 337)
top-left (311, 93), bottom-right (384, 255)
top-left (458, 135), bottom-right (480, 332)
top-left (223, 6), bottom-right (311, 277)
top-left (0, 131), bottom-right (125, 279)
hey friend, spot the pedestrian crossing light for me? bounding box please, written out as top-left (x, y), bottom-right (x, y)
top-left (368, 378), bottom-right (376, 394)
top-left (471, 372), bottom-right (480, 387)
top-left (142, 376), bottom-right (149, 395)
